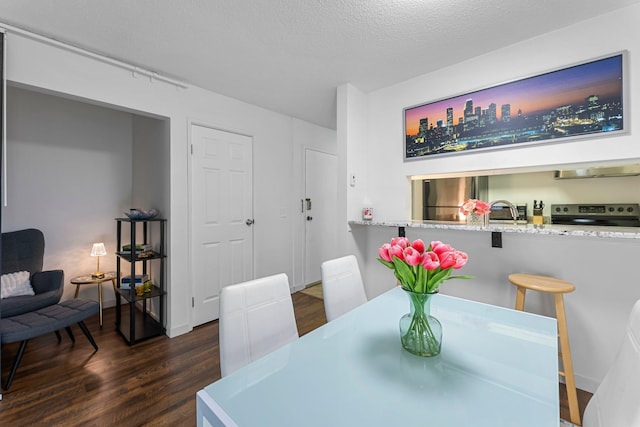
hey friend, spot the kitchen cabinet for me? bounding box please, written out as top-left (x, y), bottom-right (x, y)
top-left (115, 217), bottom-right (167, 345)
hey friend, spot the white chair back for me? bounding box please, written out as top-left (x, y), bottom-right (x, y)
top-left (219, 273), bottom-right (299, 377)
top-left (582, 299), bottom-right (640, 427)
top-left (320, 255), bottom-right (367, 322)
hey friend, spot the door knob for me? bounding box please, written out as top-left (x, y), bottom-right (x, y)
top-left (245, 219), bottom-right (255, 226)
top-left (307, 216), bottom-right (313, 221)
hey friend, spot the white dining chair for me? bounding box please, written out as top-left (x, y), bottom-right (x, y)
top-left (219, 273), bottom-right (299, 377)
top-left (561, 298), bottom-right (640, 427)
top-left (320, 255), bottom-right (368, 322)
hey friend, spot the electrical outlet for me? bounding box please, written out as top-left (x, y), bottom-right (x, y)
top-left (491, 232), bottom-right (502, 248)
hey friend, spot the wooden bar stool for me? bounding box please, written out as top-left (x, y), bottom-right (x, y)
top-left (508, 273), bottom-right (581, 426)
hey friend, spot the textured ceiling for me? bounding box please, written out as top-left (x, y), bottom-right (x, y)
top-left (1, 0), bottom-right (639, 129)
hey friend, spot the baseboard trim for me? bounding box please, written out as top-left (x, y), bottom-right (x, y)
top-left (167, 323), bottom-right (192, 338)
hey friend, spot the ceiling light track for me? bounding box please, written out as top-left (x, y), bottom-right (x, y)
top-left (0, 22), bottom-right (188, 89)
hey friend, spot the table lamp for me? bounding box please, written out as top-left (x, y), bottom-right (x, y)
top-left (91, 242), bottom-right (107, 279)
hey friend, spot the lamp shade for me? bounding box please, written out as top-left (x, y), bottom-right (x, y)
top-left (91, 242), bottom-right (107, 257)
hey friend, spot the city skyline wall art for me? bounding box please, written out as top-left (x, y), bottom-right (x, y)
top-left (404, 52), bottom-right (626, 160)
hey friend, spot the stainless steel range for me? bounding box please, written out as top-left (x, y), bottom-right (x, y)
top-left (551, 203), bottom-right (640, 227)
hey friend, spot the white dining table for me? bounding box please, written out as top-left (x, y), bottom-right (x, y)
top-left (197, 286), bottom-right (559, 427)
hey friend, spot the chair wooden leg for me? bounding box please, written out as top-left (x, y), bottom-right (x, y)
top-left (555, 294), bottom-right (581, 425)
top-left (77, 321), bottom-right (98, 351)
top-left (55, 330), bottom-right (62, 342)
top-left (4, 340), bottom-right (28, 391)
top-left (515, 286), bottom-right (527, 311)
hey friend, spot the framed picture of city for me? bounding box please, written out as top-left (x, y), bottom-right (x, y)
top-left (404, 52), bottom-right (626, 160)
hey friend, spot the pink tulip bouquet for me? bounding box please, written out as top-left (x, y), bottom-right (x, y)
top-left (459, 199), bottom-right (491, 216)
top-left (378, 237), bottom-right (471, 294)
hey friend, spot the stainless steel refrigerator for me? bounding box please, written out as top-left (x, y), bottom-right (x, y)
top-left (411, 176), bottom-right (488, 222)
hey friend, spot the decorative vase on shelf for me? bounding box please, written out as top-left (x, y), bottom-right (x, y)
top-left (399, 290), bottom-right (442, 357)
top-left (466, 212), bottom-right (487, 226)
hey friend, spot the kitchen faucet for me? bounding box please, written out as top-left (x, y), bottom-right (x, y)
top-left (489, 200), bottom-right (519, 221)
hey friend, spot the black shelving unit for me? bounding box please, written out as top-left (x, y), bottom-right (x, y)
top-left (115, 217), bottom-right (167, 345)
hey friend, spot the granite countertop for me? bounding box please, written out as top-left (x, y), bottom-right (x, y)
top-left (348, 219), bottom-right (640, 239)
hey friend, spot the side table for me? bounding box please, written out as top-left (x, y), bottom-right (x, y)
top-left (71, 272), bottom-right (117, 326)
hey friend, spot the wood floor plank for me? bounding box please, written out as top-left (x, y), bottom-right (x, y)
top-left (0, 291), bottom-right (589, 425)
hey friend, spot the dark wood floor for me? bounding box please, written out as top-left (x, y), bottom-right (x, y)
top-left (0, 292), bottom-right (591, 426)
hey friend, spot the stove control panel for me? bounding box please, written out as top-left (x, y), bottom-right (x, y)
top-left (551, 203), bottom-right (640, 217)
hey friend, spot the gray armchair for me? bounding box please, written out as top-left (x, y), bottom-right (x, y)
top-left (1, 228), bottom-right (64, 318)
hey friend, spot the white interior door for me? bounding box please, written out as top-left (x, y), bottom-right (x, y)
top-left (191, 124), bottom-right (253, 326)
top-left (304, 148), bottom-right (338, 285)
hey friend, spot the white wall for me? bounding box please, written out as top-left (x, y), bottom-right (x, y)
top-left (3, 28), bottom-right (336, 338)
top-left (343, 4), bottom-right (640, 224)
top-left (337, 84), bottom-right (373, 287)
top-left (3, 86), bottom-right (133, 303)
top-left (340, 4), bottom-right (640, 392)
top-left (132, 115), bottom-right (170, 217)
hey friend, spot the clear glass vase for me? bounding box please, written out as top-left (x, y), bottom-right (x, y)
top-left (399, 290), bottom-right (442, 357)
top-left (466, 212), bottom-right (487, 226)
